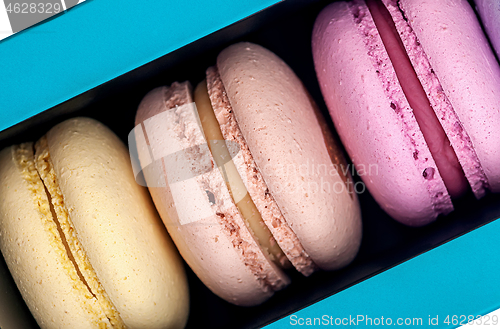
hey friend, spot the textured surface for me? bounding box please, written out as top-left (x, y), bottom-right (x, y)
top-left (217, 42), bottom-right (362, 269)
top-left (206, 66), bottom-right (317, 276)
top-left (135, 83), bottom-right (289, 306)
top-left (398, 0), bottom-right (500, 193)
top-left (43, 117), bottom-right (189, 328)
top-left (313, 0), bottom-right (500, 225)
top-left (35, 136), bottom-right (124, 328)
top-left (475, 0), bottom-right (500, 60)
top-left (312, 2), bottom-right (450, 226)
top-left (0, 144), bottom-right (112, 329)
top-left (382, 0), bottom-right (487, 199)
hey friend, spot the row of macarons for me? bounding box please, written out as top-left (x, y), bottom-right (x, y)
top-left (1, 0), bottom-right (499, 328)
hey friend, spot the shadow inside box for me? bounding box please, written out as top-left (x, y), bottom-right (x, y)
top-left (0, 175), bottom-right (498, 329)
top-left (184, 177), bottom-right (500, 329)
top-left (0, 0), bottom-right (499, 328)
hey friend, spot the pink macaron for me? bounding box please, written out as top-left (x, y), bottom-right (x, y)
top-left (312, 0), bottom-right (500, 226)
top-left (475, 0), bottom-right (500, 60)
top-left (132, 42), bottom-right (362, 305)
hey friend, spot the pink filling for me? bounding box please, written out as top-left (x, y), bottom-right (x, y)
top-left (366, 0), bottom-right (468, 198)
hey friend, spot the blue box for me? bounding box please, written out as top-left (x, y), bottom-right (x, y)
top-left (1, 1), bottom-right (499, 328)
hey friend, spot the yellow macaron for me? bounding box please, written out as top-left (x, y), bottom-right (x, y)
top-left (0, 117), bottom-right (189, 329)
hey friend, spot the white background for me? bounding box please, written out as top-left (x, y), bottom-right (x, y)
top-left (0, 0), bottom-right (13, 40)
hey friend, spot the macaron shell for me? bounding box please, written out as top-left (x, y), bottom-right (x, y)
top-left (206, 66), bottom-right (318, 276)
top-left (312, 2), bottom-right (453, 226)
top-left (475, 0), bottom-right (500, 60)
top-left (44, 117), bottom-right (189, 329)
top-left (148, 176), bottom-right (282, 306)
top-left (0, 145), bottom-right (111, 329)
top-left (135, 85), bottom-right (289, 306)
top-left (398, 0), bottom-right (500, 192)
top-left (380, 0), bottom-right (488, 199)
top-left (217, 42), bottom-right (362, 269)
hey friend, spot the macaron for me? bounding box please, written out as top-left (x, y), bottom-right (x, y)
top-left (0, 117), bottom-right (189, 329)
top-left (133, 42), bottom-right (362, 306)
top-left (475, 0), bottom-right (500, 59)
top-left (0, 260), bottom-right (37, 329)
top-left (312, 0), bottom-right (500, 226)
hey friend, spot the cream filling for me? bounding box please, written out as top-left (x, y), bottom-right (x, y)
top-left (365, 0), bottom-right (468, 198)
top-left (32, 138), bottom-right (125, 329)
top-left (194, 80), bottom-right (289, 268)
top-left (13, 144), bottom-right (111, 328)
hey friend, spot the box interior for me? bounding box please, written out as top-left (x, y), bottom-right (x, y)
top-left (0, 0), bottom-right (498, 328)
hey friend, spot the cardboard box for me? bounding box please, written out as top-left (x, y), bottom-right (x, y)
top-left (1, 0), bottom-right (499, 328)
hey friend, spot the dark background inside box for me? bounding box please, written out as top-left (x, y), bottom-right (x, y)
top-left (0, 0), bottom-right (499, 328)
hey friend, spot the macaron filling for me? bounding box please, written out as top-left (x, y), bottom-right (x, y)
top-left (205, 66), bottom-right (318, 276)
top-left (42, 182), bottom-right (95, 297)
top-left (365, 0), bottom-right (469, 199)
top-left (194, 80), bottom-right (290, 269)
top-left (32, 138), bottom-right (124, 328)
top-left (349, 1), bottom-right (453, 215)
top-left (387, 0), bottom-right (489, 198)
